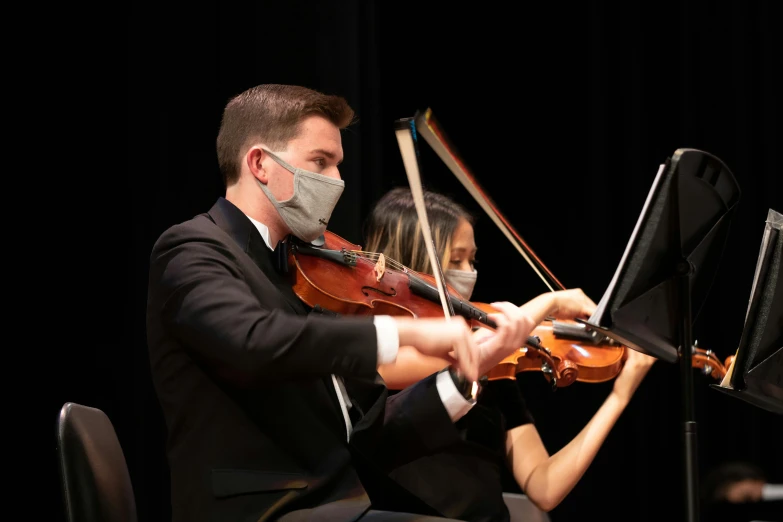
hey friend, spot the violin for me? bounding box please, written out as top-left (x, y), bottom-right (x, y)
top-left (287, 230), bottom-right (566, 382)
top-left (286, 230), bottom-right (734, 387)
top-left (481, 314), bottom-right (735, 387)
top-left (479, 312), bottom-right (624, 387)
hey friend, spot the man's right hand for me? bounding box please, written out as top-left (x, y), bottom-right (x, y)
top-left (394, 317), bottom-right (480, 382)
top-left (394, 299), bottom-right (537, 382)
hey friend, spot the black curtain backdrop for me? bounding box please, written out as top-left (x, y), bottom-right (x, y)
top-left (52, 1), bottom-right (781, 521)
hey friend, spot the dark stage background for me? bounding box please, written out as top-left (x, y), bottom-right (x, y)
top-left (52, 1), bottom-right (781, 521)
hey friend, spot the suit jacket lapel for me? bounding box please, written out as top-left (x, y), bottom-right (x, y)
top-left (207, 197), bottom-right (303, 314)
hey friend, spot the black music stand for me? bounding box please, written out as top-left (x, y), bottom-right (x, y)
top-left (711, 208), bottom-right (783, 415)
top-left (577, 148), bottom-right (741, 522)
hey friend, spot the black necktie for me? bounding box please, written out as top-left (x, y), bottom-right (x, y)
top-left (272, 238), bottom-right (288, 274)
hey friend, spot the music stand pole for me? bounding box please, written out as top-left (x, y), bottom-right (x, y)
top-left (678, 260), bottom-right (699, 522)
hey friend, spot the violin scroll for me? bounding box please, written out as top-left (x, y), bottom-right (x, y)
top-left (690, 345), bottom-right (735, 380)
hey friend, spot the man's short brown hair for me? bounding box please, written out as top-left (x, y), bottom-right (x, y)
top-left (216, 84), bottom-right (355, 186)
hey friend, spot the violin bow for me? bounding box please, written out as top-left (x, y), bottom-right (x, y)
top-left (394, 118), bottom-right (455, 319)
top-left (394, 117), bottom-right (478, 398)
top-left (404, 114), bottom-right (730, 380)
top-left (412, 108), bottom-right (566, 293)
top-left (412, 109), bottom-right (610, 345)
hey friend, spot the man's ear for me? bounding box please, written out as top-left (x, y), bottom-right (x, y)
top-left (246, 146), bottom-right (269, 183)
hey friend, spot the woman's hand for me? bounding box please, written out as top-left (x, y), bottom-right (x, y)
top-left (549, 288), bottom-right (597, 321)
top-left (611, 348), bottom-right (657, 403)
top-left (472, 290), bottom-right (598, 375)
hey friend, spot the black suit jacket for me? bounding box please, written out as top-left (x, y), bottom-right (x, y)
top-left (146, 198), bottom-right (463, 522)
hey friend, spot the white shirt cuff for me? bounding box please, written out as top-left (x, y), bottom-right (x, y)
top-left (373, 315), bottom-right (399, 366)
top-left (435, 370), bottom-right (476, 422)
top-left (762, 483), bottom-right (783, 501)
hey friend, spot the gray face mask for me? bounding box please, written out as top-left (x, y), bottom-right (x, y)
top-left (257, 149), bottom-right (345, 242)
top-left (445, 268), bottom-right (478, 300)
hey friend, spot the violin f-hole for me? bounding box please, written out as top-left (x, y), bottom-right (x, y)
top-left (362, 286), bottom-right (397, 297)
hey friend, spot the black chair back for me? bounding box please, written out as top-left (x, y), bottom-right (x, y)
top-left (57, 402), bottom-right (137, 522)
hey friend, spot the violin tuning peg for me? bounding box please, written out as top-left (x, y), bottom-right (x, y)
top-left (694, 339), bottom-right (699, 347)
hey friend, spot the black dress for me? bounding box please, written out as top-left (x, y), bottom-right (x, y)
top-left (386, 378), bottom-right (536, 522)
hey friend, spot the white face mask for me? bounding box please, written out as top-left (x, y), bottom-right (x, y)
top-left (445, 268), bottom-right (478, 300)
top-left (256, 149), bottom-right (345, 242)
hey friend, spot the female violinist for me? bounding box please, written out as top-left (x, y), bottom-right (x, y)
top-left (364, 187), bottom-right (657, 520)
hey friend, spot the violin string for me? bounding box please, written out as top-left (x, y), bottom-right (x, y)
top-left (351, 250), bottom-right (411, 273)
top-left (352, 250), bottom-right (437, 288)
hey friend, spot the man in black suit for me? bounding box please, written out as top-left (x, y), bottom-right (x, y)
top-left (146, 84), bottom-right (534, 522)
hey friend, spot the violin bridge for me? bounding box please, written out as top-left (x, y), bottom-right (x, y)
top-left (374, 253), bottom-right (386, 282)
